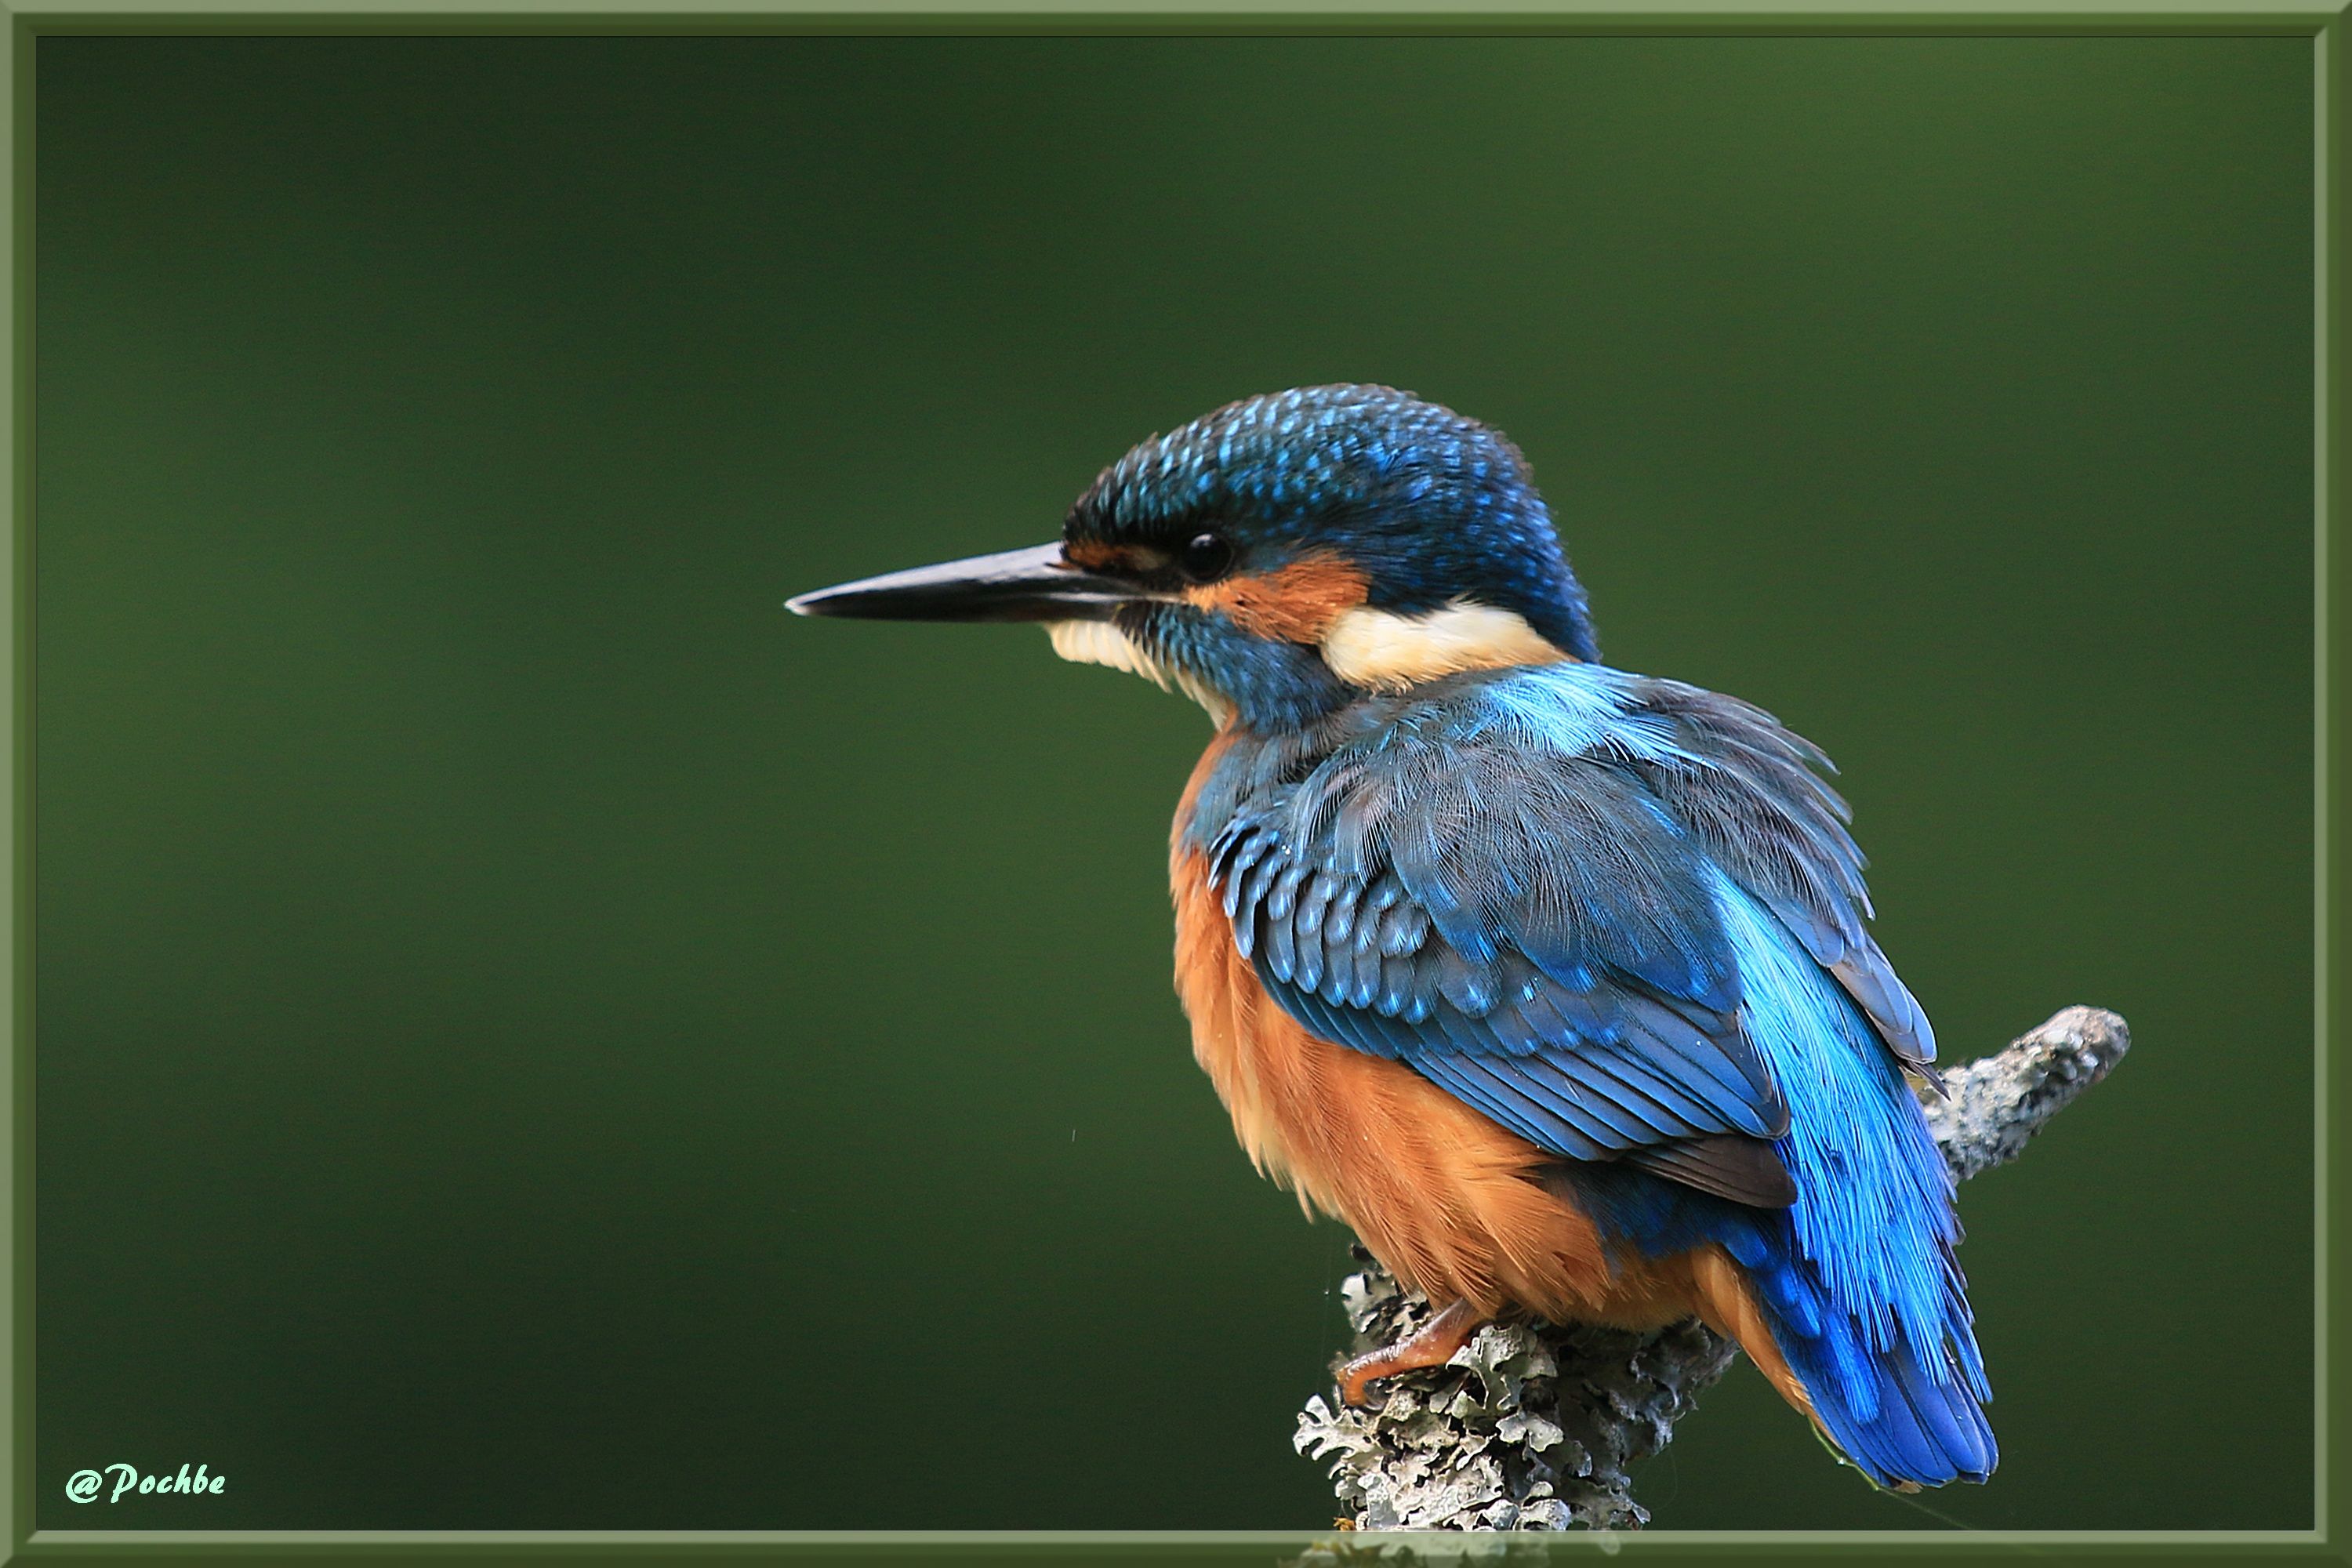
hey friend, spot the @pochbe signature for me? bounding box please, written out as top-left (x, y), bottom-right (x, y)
top-left (64, 1463), bottom-right (225, 1503)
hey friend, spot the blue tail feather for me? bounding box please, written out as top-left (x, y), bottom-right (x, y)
top-left (1562, 877), bottom-right (1996, 1491)
top-left (1751, 1232), bottom-right (1998, 1487)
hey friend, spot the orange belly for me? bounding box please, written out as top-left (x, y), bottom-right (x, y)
top-left (1167, 736), bottom-right (1813, 1414)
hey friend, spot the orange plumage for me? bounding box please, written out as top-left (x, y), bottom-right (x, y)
top-left (1180, 552), bottom-right (1369, 644)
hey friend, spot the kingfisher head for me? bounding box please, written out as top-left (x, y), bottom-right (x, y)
top-left (789, 385), bottom-right (1597, 730)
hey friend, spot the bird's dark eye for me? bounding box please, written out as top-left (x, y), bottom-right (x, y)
top-left (1180, 532), bottom-right (1234, 583)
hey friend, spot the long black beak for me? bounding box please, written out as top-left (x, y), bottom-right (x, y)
top-left (786, 542), bottom-right (1139, 623)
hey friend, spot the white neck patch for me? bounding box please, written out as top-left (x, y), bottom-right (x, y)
top-left (1045, 601), bottom-right (1562, 725)
top-left (1320, 601), bottom-right (1566, 691)
top-left (1044, 620), bottom-right (1234, 724)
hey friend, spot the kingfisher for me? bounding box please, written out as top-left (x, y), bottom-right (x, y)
top-left (789, 385), bottom-right (1994, 1491)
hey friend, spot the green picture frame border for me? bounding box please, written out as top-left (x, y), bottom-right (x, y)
top-left (0, 9), bottom-right (2335, 1563)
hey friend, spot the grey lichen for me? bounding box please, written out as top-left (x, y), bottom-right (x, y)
top-left (1294, 1005), bottom-right (2131, 1533)
top-left (1920, 1005), bottom-right (2133, 1181)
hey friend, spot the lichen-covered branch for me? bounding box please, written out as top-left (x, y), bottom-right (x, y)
top-left (1293, 1005), bottom-right (2131, 1533)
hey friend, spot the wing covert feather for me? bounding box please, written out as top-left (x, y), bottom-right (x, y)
top-left (1196, 665), bottom-right (1935, 1205)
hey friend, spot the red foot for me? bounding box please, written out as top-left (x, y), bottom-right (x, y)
top-left (1338, 1298), bottom-right (1487, 1406)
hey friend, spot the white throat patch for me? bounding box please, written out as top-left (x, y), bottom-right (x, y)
top-left (1319, 601), bottom-right (1566, 691)
top-left (1044, 620), bottom-right (1234, 724)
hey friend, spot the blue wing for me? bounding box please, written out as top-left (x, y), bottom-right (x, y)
top-left (1193, 663), bottom-right (1936, 1207)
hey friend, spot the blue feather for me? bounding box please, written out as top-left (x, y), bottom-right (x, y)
top-left (1711, 873), bottom-right (1991, 1486)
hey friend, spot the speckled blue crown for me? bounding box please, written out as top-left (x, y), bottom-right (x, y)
top-left (1067, 384), bottom-right (1599, 662)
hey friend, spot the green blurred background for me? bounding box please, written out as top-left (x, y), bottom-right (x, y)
top-left (34, 34), bottom-right (2313, 1533)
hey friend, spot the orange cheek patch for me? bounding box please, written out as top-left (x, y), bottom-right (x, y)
top-left (1061, 539), bottom-right (1127, 570)
top-left (1185, 553), bottom-right (1370, 643)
